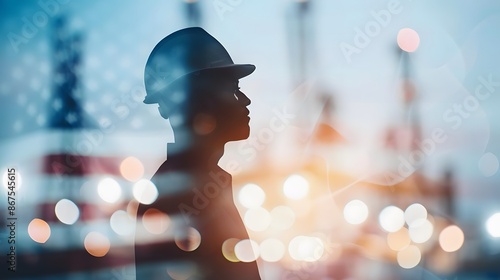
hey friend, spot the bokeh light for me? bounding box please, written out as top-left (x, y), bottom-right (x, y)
top-left (222, 238), bottom-right (240, 262)
top-left (259, 238), bottom-right (285, 262)
top-left (84, 231), bottom-right (110, 257)
top-left (387, 227), bottom-right (411, 251)
top-left (55, 199), bottom-right (79, 225)
top-left (288, 236), bottom-right (324, 262)
top-left (234, 239), bottom-right (260, 262)
top-left (110, 210), bottom-right (135, 236)
top-left (28, 218), bottom-right (51, 243)
top-left (397, 245), bottom-right (421, 269)
top-left (133, 179), bottom-right (159, 205)
top-left (166, 263), bottom-right (197, 280)
top-left (2, 169), bottom-right (22, 190)
top-left (283, 174), bottom-right (309, 200)
top-left (478, 152), bottom-right (499, 177)
top-left (142, 208), bottom-right (170, 235)
top-left (244, 207), bottom-right (271, 232)
top-left (238, 183), bottom-right (266, 209)
top-left (379, 206), bottom-right (405, 232)
top-left (175, 227), bottom-right (201, 252)
top-left (409, 219), bottom-right (434, 244)
top-left (120, 156), bottom-right (144, 182)
top-left (343, 199), bottom-right (369, 225)
top-left (486, 212), bottom-right (500, 237)
top-left (397, 28), bottom-right (420, 52)
top-left (439, 225), bottom-right (464, 252)
top-left (97, 177), bottom-right (121, 203)
top-left (404, 203), bottom-right (427, 227)
top-left (270, 205), bottom-right (295, 230)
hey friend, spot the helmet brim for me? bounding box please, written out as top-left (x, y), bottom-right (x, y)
top-left (207, 63), bottom-right (256, 79)
top-left (143, 64), bottom-right (255, 104)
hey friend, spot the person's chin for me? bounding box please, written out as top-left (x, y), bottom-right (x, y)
top-left (229, 126), bottom-right (250, 141)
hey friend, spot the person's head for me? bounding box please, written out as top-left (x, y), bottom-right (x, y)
top-left (156, 71), bottom-right (251, 142)
top-left (144, 27), bottom-right (255, 144)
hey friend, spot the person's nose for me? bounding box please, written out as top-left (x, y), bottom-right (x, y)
top-left (236, 91), bottom-right (251, 106)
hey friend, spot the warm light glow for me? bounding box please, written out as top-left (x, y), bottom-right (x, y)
top-left (283, 174), bottom-right (309, 200)
top-left (343, 199), bottom-right (369, 225)
top-left (175, 227), bottom-right (201, 252)
top-left (127, 199), bottom-right (140, 217)
top-left (397, 245), bottom-right (421, 269)
top-left (409, 219), bottom-right (433, 243)
top-left (133, 179), bottom-right (158, 205)
top-left (110, 210), bottom-right (135, 236)
top-left (97, 177), bottom-right (122, 203)
top-left (142, 208), bottom-right (170, 234)
top-left (379, 206), bottom-right (405, 232)
top-left (439, 225), bottom-right (464, 252)
top-left (270, 205), bottom-right (295, 230)
top-left (486, 213), bottom-right (500, 238)
top-left (288, 236), bottom-right (324, 262)
top-left (293, 200), bottom-right (312, 218)
top-left (120, 156), bottom-right (144, 182)
top-left (244, 207), bottom-right (271, 232)
top-left (234, 239), bottom-right (259, 262)
top-left (238, 183), bottom-right (266, 209)
top-left (55, 199), bottom-right (79, 225)
top-left (358, 234), bottom-right (386, 259)
top-left (28, 218), bottom-right (51, 243)
top-left (387, 227), bottom-right (411, 251)
top-left (193, 113), bottom-right (216, 135)
top-left (259, 238), bottom-right (285, 262)
top-left (2, 169), bottom-right (22, 190)
top-left (84, 231), bottom-right (110, 257)
top-left (222, 238), bottom-right (240, 262)
top-left (404, 203), bottom-right (427, 227)
top-left (397, 28), bottom-right (420, 52)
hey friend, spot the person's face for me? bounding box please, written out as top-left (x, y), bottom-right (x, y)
top-left (156, 74), bottom-right (252, 142)
top-left (157, 99), bottom-right (171, 120)
top-left (192, 75), bottom-right (251, 142)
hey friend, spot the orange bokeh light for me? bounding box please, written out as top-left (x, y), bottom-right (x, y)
top-left (175, 227), bottom-right (201, 252)
top-left (120, 156), bottom-right (144, 182)
top-left (28, 218), bottom-right (51, 243)
top-left (142, 208), bottom-right (170, 234)
top-left (84, 232), bottom-right (110, 257)
top-left (397, 28), bottom-right (420, 52)
top-left (439, 225), bottom-right (464, 252)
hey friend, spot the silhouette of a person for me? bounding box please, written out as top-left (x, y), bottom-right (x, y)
top-left (134, 27), bottom-right (260, 279)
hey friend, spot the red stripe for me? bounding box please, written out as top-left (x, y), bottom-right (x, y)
top-left (11, 246), bottom-right (134, 278)
top-left (11, 242), bottom-right (187, 278)
top-left (42, 154), bottom-right (122, 176)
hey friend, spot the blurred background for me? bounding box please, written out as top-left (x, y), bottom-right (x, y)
top-left (1, 0), bottom-right (500, 279)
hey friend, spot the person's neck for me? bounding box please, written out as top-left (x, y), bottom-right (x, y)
top-left (167, 133), bottom-right (226, 168)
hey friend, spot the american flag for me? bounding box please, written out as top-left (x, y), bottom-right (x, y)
top-left (0, 11), bottom-right (167, 279)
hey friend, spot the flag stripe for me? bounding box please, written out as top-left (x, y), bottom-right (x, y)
top-left (42, 154), bottom-right (121, 176)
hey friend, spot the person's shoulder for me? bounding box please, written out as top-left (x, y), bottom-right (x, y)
top-left (153, 160), bottom-right (172, 176)
top-left (150, 163), bottom-right (197, 197)
top-left (149, 160), bottom-right (177, 183)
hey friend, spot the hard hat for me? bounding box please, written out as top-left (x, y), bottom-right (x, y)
top-left (143, 27), bottom-right (255, 104)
